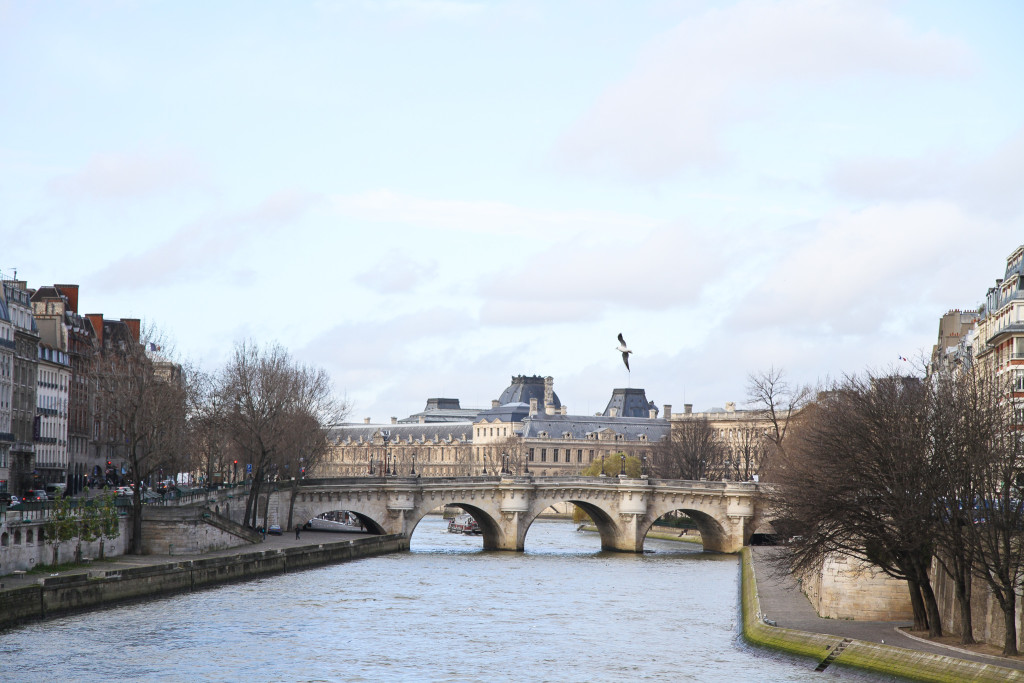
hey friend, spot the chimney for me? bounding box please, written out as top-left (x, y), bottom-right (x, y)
top-left (121, 318), bottom-right (141, 342)
top-left (664, 404), bottom-right (672, 420)
top-left (546, 402), bottom-right (555, 415)
top-left (649, 409), bottom-right (657, 419)
top-left (561, 406), bottom-right (567, 415)
top-left (725, 402), bottom-right (735, 413)
top-left (529, 398), bottom-right (538, 416)
top-left (491, 400), bottom-right (499, 409)
top-left (391, 417), bottom-right (397, 424)
top-left (419, 415), bottom-right (426, 424)
top-left (364, 417), bottom-right (371, 424)
top-left (610, 407), bottom-right (618, 417)
top-left (55, 284), bottom-right (79, 313)
top-left (684, 404), bottom-right (693, 414)
top-left (86, 314), bottom-right (104, 346)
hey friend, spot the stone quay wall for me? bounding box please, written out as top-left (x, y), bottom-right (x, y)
top-left (931, 555), bottom-right (1024, 653)
top-left (140, 506), bottom-right (261, 556)
top-left (800, 553), bottom-right (913, 621)
top-left (0, 534), bottom-right (407, 630)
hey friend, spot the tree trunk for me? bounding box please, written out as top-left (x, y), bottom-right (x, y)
top-left (99, 538), bottom-right (105, 560)
top-left (919, 576), bottom-right (943, 638)
top-left (1003, 592), bottom-right (1019, 656)
top-left (286, 483), bottom-right (298, 531)
top-left (954, 571), bottom-right (975, 645)
top-left (907, 578), bottom-right (929, 631)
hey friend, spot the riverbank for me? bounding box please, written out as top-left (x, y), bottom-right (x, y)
top-left (741, 547), bottom-right (1024, 681)
top-left (0, 530), bottom-right (406, 631)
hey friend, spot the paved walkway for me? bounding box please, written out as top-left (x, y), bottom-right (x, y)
top-left (0, 529), bottom-right (368, 593)
top-left (750, 546), bottom-right (1024, 671)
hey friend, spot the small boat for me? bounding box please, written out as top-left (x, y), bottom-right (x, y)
top-left (447, 514), bottom-right (481, 535)
top-left (305, 512), bottom-right (367, 533)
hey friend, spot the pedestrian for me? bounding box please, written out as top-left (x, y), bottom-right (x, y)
top-left (295, 525), bottom-right (300, 539)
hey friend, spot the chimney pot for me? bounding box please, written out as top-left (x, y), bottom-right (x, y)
top-left (684, 404), bottom-right (693, 414)
top-left (364, 417), bottom-right (371, 424)
top-left (664, 404), bottom-right (672, 420)
top-left (529, 398), bottom-right (538, 416)
top-left (391, 417), bottom-right (397, 424)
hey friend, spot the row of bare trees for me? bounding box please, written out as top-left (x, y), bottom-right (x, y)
top-left (650, 367), bottom-right (809, 482)
top-left (95, 329), bottom-right (344, 552)
top-left (770, 367), bottom-right (1024, 655)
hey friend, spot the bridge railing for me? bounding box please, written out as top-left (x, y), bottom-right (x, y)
top-left (295, 475), bottom-right (760, 491)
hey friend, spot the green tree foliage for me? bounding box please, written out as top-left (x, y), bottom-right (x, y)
top-left (43, 496), bottom-right (76, 566)
top-left (575, 453), bottom-right (643, 523)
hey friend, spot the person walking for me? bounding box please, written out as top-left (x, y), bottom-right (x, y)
top-left (295, 524), bottom-right (301, 540)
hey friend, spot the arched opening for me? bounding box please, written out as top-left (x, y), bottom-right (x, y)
top-left (14, 529), bottom-right (22, 544)
top-left (26, 529), bottom-right (33, 544)
top-left (407, 504), bottom-right (500, 551)
top-left (303, 510), bottom-right (378, 534)
top-left (640, 509), bottom-right (729, 552)
top-left (528, 501), bottom-right (614, 557)
top-left (1, 531), bottom-right (8, 547)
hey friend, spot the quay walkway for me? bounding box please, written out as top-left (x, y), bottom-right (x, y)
top-left (749, 546), bottom-right (1024, 677)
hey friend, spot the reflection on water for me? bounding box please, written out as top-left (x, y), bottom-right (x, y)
top-left (0, 516), bottom-right (890, 682)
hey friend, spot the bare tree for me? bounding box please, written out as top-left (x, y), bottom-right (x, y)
top-left (217, 341), bottom-right (340, 530)
top-left (93, 326), bottom-right (188, 553)
top-left (747, 367), bottom-right (811, 480)
top-left (959, 368), bottom-right (1024, 655)
top-left (495, 434), bottom-right (526, 475)
top-left (653, 415), bottom-right (725, 480)
top-left (771, 373), bottom-right (943, 637)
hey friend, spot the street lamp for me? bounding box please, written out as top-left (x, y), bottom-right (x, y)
top-left (501, 452), bottom-right (509, 475)
top-left (642, 454), bottom-right (648, 477)
top-left (620, 453), bottom-right (626, 476)
top-left (724, 460), bottom-right (731, 481)
top-left (600, 454), bottom-right (606, 477)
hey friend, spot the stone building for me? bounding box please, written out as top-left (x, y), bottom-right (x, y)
top-left (0, 286), bottom-right (14, 495)
top-left (30, 286), bottom-right (75, 488)
top-left (669, 402), bottom-right (774, 481)
top-left (318, 375), bottom-right (671, 478)
top-left (930, 308), bottom-right (980, 375)
top-left (970, 244), bottom-right (1024, 395)
top-left (3, 280), bottom-right (39, 496)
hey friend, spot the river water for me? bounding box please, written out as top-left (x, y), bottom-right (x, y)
top-left (0, 516), bottom-right (890, 682)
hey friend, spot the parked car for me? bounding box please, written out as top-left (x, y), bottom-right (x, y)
top-left (7, 494), bottom-right (19, 505)
top-left (267, 524), bottom-right (282, 535)
top-left (115, 486), bottom-right (134, 496)
top-left (22, 490), bottom-right (48, 502)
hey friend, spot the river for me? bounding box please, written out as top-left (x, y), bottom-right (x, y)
top-left (0, 516), bottom-right (891, 682)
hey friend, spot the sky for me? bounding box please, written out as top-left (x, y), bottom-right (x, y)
top-left (3, 0), bottom-right (1023, 422)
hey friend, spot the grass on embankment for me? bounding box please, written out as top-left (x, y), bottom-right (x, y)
top-left (740, 548), bottom-right (1024, 682)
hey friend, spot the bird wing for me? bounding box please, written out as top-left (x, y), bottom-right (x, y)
top-left (618, 332), bottom-right (626, 346)
top-left (622, 351), bottom-right (630, 371)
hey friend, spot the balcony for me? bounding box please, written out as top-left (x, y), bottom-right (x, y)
top-left (986, 322), bottom-right (1024, 346)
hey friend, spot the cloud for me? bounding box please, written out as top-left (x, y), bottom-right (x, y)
top-left (828, 125), bottom-right (1024, 219)
top-left (48, 150), bottom-right (206, 200)
top-left (330, 189), bottom-right (657, 238)
top-left (355, 253), bottom-right (438, 294)
top-left (315, 0), bottom-right (485, 20)
top-left (476, 220), bottom-right (742, 324)
top-left (90, 191), bottom-right (320, 290)
top-left (557, 0), bottom-right (972, 180)
top-left (725, 200), bottom-right (1002, 338)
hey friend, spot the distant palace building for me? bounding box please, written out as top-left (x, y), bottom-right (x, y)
top-left (317, 375), bottom-right (671, 478)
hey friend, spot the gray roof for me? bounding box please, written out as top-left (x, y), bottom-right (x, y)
top-left (328, 422), bottom-right (473, 445)
top-left (602, 387), bottom-right (657, 418)
top-left (520, 413), bottom-right (670, 442)
top-left (497, 375), bottom-right (560, 409)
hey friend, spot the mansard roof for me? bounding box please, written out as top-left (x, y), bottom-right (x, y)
top-left (519, 413), bottom-right (670, 442)
top-left (602, 387), bottom-right (657, 418)
top-left (328, 421), bottom-right (473, 444)
top-left (496, 375), bottom-right (560, 409)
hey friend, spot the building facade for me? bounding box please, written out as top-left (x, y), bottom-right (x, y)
top-left (0, 287), bottom-right (14, 494)
top-left (318, 375), bottom-right (671, 479)
top-left (3, 280), bottom-right (39, 496)
top-left (971, 245), bottom-right (1024, 396)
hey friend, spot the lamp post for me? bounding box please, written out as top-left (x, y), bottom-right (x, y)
top-left (411, 453), bottom-right (416, 476)
top-left (642, 454), bottom-right (648, 477)
top-left (600, 454), bottom-right (606, 477)
top-left (724, 460), bottom-right (731, 481)
top-left (620, 453), bottom-right (626, 476)
top-left (501, 452), bottom-right (509, 475)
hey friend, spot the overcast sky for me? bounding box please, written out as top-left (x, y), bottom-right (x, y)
top-left (3, 0), bottom-right (1022, 422)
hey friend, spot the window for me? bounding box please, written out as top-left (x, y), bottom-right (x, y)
top-left (528, 448), bottom-right (535, 462)
top-left (553, 448), bottom-right (559, 462)
top-left (577, 449), bottom-right (583, 463)
top-left (541, 448), bottom-right (547, 462)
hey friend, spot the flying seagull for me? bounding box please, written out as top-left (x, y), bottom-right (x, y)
top-left (616, 333), bottom-right (632, 371)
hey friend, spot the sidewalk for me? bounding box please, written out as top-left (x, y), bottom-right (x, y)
top-left (750, 546), bottom-right (1024, 671)
top-left (0, 528), bottom-right (369, 593)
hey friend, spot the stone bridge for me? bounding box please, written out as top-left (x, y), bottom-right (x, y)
top-left (286, 476), bottom-right (766, 553)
